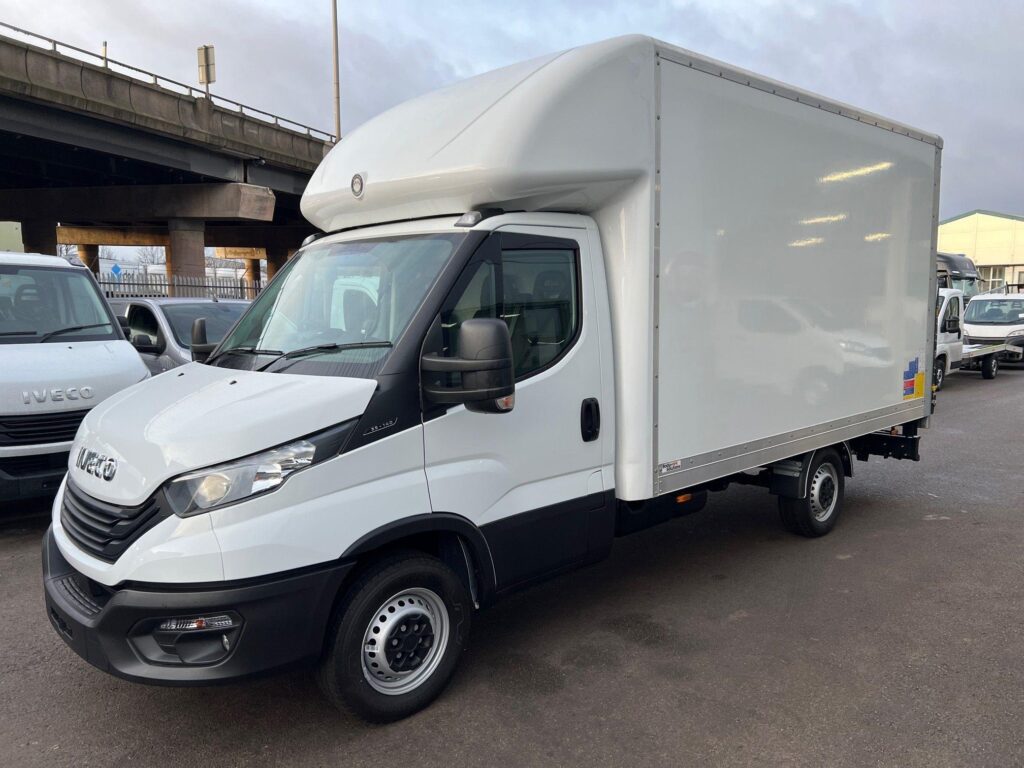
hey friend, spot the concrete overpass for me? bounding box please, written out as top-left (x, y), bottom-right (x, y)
top-left (0, 23), bottom-right (333, 282)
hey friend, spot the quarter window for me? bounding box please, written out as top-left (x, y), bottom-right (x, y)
top-left (441, 245), bottom-right (580, 379)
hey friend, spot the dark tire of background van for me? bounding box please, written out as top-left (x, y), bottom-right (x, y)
top-left (317, 553), bottom-right (471, 723)
top-left (778, 449), bottom-right (844, 538)
top-left (981, 355), bottom-right (998, 379)
top-left (933, 355), bottom-right (946, 390)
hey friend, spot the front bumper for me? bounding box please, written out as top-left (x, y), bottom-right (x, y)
top-left (42, 526), bottom-right (354, 685)
top-left (0, 451), bottom-right (68, 501)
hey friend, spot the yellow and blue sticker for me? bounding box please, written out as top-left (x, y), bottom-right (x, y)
top-left (902, 357), bottom-right (925, 400)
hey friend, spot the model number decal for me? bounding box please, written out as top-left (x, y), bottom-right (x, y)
top-left (363, 417), bottom-right (398, 437)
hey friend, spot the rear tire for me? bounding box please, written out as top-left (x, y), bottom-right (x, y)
top-left (317, 553), bottom-right (471, 723)
top-left (982, 355), bottom-right (998, 379)
top-left (778, 449), bottom-right (845, 538)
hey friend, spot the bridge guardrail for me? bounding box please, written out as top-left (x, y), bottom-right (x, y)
top-left (0, 21), bottom-right (336, 143)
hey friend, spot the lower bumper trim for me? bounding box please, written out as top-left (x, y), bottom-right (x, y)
top-left (42, 526), bottom-right (354, 685)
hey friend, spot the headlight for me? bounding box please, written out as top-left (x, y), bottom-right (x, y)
top-left (164, 420), bottom-right (356, 517)
top-left (1007, 329), bottom-right (1024, 338)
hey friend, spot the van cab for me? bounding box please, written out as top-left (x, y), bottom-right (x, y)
top-left (0, 252), bottom-right (149, 501)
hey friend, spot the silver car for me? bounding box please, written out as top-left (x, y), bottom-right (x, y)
top-left (108, 297), bottom-right (249, 375)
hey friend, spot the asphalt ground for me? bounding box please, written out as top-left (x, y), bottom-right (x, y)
top-left (1, 366), bottom-right (1022, 767)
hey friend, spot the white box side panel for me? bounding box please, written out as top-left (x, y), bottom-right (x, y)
top-left (655, 60), bottom-right (936, 481)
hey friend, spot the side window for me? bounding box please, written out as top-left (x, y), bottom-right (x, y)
top-left (439, 243), bottom-right (580, 380)
top-left (941, 296), bottom-right (959, 329)
top-left (127, 305), bottom-right (160, 344)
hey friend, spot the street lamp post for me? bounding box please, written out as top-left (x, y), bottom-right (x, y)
top-left (331, 0), bottom-right (341, 142)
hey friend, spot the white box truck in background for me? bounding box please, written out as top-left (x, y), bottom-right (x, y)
top-left (43, 36), bottom-right (940, 721)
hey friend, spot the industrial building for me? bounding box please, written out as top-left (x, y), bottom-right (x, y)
top-left (937, 210), bottom-right (1024, 287)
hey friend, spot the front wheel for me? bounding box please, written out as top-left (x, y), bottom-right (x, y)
top-left (982, 355), bottom-right (999, 379)
top-left (778, 449), bottom-right (845, 537)
top-left (933, 357), bottom-right (945, 390)
top-left (317, 553), bottom-right (472, 723)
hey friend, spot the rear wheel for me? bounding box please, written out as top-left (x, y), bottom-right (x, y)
top-left (317, 553), bottom-right (471, 723)
top-left (779, 449), bottom-right (845, 538)
top-left (982, 355), bottom-right (999, 379)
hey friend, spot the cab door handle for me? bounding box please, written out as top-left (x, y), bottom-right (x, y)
top-left (580, 398), bottom-right (600, 442)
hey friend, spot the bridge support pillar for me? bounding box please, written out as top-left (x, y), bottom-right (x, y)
top-left (77, 244), bottom-right (100, 274)
top-left (266, 247), bottom-right (288, 280)
top-left (244, 258), bottom-right (262, 296)
top-left (166, 220), bottom-right (206, 294)
top-left (21, 220), bottom-right (57, 255)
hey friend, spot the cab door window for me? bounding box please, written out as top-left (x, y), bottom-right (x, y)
top-left (440, 243), bottom-right (580, 380)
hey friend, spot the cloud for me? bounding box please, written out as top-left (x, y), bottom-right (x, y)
top-left (0, 0), bottom-right (1020, 217)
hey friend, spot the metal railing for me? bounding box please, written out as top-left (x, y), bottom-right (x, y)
top-left (99, 272), bottom-right (261, 301)
top-left (0, 21), bottom-right (336, 143)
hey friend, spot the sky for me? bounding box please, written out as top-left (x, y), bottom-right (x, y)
top-left (1, 0), bottom-right (1021, 220)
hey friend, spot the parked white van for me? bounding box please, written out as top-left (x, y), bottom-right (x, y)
top-left (43, 36), bottom-right (939, 722)
top-left (1, 253), bottom-right (148, 502)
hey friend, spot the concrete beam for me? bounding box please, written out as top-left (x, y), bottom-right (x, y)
top-left (56, 223), bottom-right (315, 250)
top-left (0, 183), bottom-right (275, 223)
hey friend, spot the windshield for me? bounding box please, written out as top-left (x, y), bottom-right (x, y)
top-left (0, 265), bottom-right (117, 344)
top-left (952, 277), bottom-right (979, 301)
top-left (162, 302), bottom-right (248, 347)
top-left (213, 234), bottom-right (461, 377)
top-left (964, 298), bottom-right (1024, 325)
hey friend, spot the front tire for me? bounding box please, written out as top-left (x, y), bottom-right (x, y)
top-left (778, 449), bottom-right (845, 538)
top-left (933, 356), bottom-right (945, 390)
top-left (317, 553), bottom-right (471, 723)
top-left (982, 355), bottom-right (998, 379)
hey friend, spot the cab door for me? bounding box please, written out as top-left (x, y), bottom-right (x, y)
top-left (938, 294), bottom-right (963, 371)
top-left (421, 226), bottom-right (611, 593)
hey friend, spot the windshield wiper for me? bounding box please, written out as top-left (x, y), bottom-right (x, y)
top-left (206, 345), bottom-right (283, 365)
top-left (38, 322), bottom-right (111, 342)
top-left (258, 341), bottom-right (393, 373)
top-left (0, 331), bottom-right (37, 337)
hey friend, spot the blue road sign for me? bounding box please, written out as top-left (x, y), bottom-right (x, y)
top-left (110, 263), bottom-right (122, 278)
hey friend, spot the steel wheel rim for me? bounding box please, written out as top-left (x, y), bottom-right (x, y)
top-left (809, 462), bottom-right (839, 522)
top-left (935, 365), bottom-right (943, 388)
top-left (361, 587), bottom-right (449, 696)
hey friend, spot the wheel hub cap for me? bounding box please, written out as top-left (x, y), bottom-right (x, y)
top-left (809, 463), bottom-right (839, 522)
top-left (361, 588), bottom-right (449, 695)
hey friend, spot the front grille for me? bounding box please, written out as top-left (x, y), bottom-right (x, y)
top-left (61, 481), bottom-right (169, 563)
top-left (0, 409), bottom-right (89, 447)
top-left (965, 337), bottom-right (1005, 347)
top-left (0, 452), bottom-right (69, 478)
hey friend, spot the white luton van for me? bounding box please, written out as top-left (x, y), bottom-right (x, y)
top-left (1, 252), bottom-right (148, 503)
top-left (43, 36), bottom-right (940, 721)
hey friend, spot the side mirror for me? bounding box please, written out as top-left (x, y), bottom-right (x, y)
top-left (131, 333), bottom-right (163, 355)
top-left (421, 318), bottom-right (515, 413)
top-left (944, 317), bottom-right (960, 334)
top-left (191, 317), bottom-right (217, 363)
